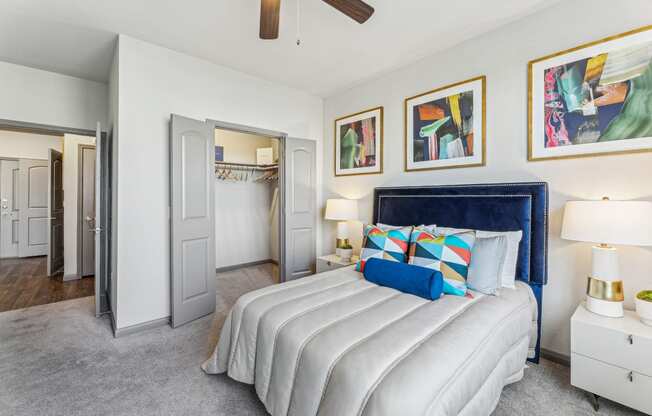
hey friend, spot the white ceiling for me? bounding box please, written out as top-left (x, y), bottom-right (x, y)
top-left (0, 0), bottom-right (560, 97)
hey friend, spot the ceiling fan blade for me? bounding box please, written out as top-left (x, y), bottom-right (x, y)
top-left (260, 0), bottom-right (281, 39)
top-left (321, 0), bottom-right (374, 24)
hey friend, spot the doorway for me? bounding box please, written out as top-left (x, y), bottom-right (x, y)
top-left (168, 115), bottom-right (317, 327)
top-left (0, 124), bottom-right (110, 315)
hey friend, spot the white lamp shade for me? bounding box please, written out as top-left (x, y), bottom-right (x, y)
top-left (324, 198), bottom-right (358, 221)
top-left (561, 199), bottom-right (652, 246)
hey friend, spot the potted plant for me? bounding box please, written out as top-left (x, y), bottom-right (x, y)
top-left (337, 243), bottom-right (354, 262)
top-left (636, 290), bottom-right (652, 326)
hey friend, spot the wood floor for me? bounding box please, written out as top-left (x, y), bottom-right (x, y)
top-left (0, 256), bottom-right (94, 312)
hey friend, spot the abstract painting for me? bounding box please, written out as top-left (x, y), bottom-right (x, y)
top-left (405, 76), bottom-right (485, 171)
top-left (334, 106), bottom-right (383, 176)
top-left (529, 26), bottom-right (652, 161)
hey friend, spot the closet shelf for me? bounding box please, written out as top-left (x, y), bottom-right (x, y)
top-left (214, 161), bottom-right (278, 171)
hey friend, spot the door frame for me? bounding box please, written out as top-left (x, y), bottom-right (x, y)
top-left (0, 118), bottom-right (110, 317)
top-left (206, 119), bottom-right (288, 282)
top-left (76, 144), bottom-right (96, 278)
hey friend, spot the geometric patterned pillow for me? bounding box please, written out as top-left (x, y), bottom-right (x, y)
top-left (408, 228), bottom-right (476, 296)
top-left (355, 225), bottom-right (413, 272)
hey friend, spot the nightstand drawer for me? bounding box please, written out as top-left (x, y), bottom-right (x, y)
top-left (572, 317), bottom-right (652, 377)
top-left (571, 353), bottom-right (652, 415)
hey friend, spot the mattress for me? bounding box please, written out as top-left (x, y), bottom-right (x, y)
top-left (202, 266), bottom-right (538, 416)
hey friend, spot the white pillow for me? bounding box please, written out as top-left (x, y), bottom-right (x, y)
top-left (378, 223), bottom-right (436, 232)
top-left (436, 227), bottom-right (523, 288)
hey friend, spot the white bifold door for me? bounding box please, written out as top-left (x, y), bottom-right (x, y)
top-left (283, 138), bottom-right (316, 281)
top-left (18, 159), bottom-right (49, 257)
top-left (170, 115), bottom-right (216, 328)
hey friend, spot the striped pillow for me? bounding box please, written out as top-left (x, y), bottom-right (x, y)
top-left (408, 228), bottom-right (476, 296)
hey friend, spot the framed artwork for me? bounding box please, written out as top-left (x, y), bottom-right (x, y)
top-left (334, 106), bottom-right (383, 176)
top-left (529, 25), bottom-right (652, 161)
top-left (405, 76), bottom-right (485, 171)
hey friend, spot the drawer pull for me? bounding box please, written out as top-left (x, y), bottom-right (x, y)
top-left (327, 261), bottom-right (332, 266)
top-left (627, 334), bottom-right (634, 345)
top-left (628, 371), bottom-right (633, 382)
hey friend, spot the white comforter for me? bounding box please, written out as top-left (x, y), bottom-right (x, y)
top-left (202, 267), bottom-right (538, 416)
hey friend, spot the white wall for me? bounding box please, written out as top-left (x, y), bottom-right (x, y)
top-left (0, 130), bottom-right (62, 159)
top-left (214, 130), bottom-right (278, 268)
top-left (322, 0), bottom-right (652, 357)
top-left (0, 61), bottom-right (108, 130)
top-left (114, 35), bottom-right (323, 329)
top-left (215, 129), bottom-right (277, 164)
top-left (62, 134), bottom-right (95, 278)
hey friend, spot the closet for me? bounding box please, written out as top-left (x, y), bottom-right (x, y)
top-left (169, 114), bottom-right (316, 327)
top-left (214, 128), bottom-right (280, 281)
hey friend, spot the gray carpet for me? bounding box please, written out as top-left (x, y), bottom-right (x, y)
top-left (0, 263), bottom-right (643, 416)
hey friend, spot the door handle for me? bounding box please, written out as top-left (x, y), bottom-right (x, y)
top-left (89, 227), bottom-right (103, 234)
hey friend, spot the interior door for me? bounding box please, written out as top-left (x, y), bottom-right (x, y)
top-left (170, 114), bottom-right (216, 328)
top-left (47, 149), bottom-right (64, 275)
top-left (18, 158), bottom-right (49, 257)
top-left (283, 137), bottom-right (316, 281)
top-left (0, 160), bottom-right (19, 258)
top-left (81, 145), bottom-right (96, 277)
top-left (94, 123), bottom-right (109, 316)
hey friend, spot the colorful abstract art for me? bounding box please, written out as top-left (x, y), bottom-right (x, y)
top-left (334, 107), bottom-right (383, 176)
top-left (405, 76), bottom-right (485, 171)
top-left (529, 26), bottom-right (652, 160)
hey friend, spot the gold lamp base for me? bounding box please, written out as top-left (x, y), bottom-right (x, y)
top-left (585, 276), bottom-right (624, 318)
top-left (336, 238), bottom-right (350, 249)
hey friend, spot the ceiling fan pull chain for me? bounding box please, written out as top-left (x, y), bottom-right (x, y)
top-left (296, 0), bottom-right (301, 46)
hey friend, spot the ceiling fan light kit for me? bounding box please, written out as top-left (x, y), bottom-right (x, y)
top-left (259, 0), bottom-right (374, 40)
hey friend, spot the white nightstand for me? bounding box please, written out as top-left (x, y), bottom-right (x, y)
top-left (571, 303), bottom-right (652, 414)
top-left (316, 254), bottom-right (359, 273)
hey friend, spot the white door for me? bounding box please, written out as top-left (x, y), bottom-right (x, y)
top-left (283, 138), bottom-right (316, 281)
top-left (0, 160), bottom-right (19, 258)
top-left (94, 123), bottom-right (110, 316)
top-left (18, 158), bottom-right (49, 257)
top-left (47, 149), bottom-right (64, 275)
top-left (170, 114), bottom-right (216, 327)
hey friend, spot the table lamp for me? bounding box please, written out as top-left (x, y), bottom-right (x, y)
top-left (325, 198), bottom-right (358, 257)
top-left (561, 197), bottom-right (652, 317)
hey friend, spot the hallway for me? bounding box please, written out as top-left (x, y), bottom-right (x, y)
top-left (0, 256), bottom-right (94, 312)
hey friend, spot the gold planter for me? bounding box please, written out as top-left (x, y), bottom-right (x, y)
top-left (336, 238), bottom-right (350, 249)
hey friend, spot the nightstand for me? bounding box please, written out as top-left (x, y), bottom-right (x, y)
top-left (316, 254), bottom-right (358, 273)
top-left (571, 303), bottom-right (652, 414)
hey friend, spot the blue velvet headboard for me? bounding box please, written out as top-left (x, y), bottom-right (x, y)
top-left (373, 182), bottom-right (548, 363)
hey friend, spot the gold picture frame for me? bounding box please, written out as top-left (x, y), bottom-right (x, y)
top-left (404, 76), bottom-right (486, 172)
top-left (528, 25), bottom-right (652, 162)
top-left (334, 106), bottom-right (384, 177)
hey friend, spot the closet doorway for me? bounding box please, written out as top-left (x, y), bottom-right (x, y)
top-left (214, 128), bottom-right (280, 283)
top-left (169, 115), bottom-right (316, 327)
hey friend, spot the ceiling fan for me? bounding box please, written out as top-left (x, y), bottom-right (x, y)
top-left (260, 0), bottom-right (375, 40)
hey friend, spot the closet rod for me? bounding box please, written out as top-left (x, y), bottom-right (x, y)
top-left (215, 161), bottom-right (278, 171)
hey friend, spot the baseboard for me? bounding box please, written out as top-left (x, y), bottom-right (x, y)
top-left (62, 273), bottom-right (81, 282)
top-left (216, 259), bottom-right (275, 273)
top-left (113, 316), bottom-right (170, 338)
top-left (540, 348), bottom-right (570, 367)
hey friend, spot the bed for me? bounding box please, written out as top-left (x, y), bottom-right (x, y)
top-left (203, 182), bottom-right (548, 416)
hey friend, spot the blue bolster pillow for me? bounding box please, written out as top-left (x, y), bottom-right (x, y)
top-left (363, 258), bottom-right (444, 300)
